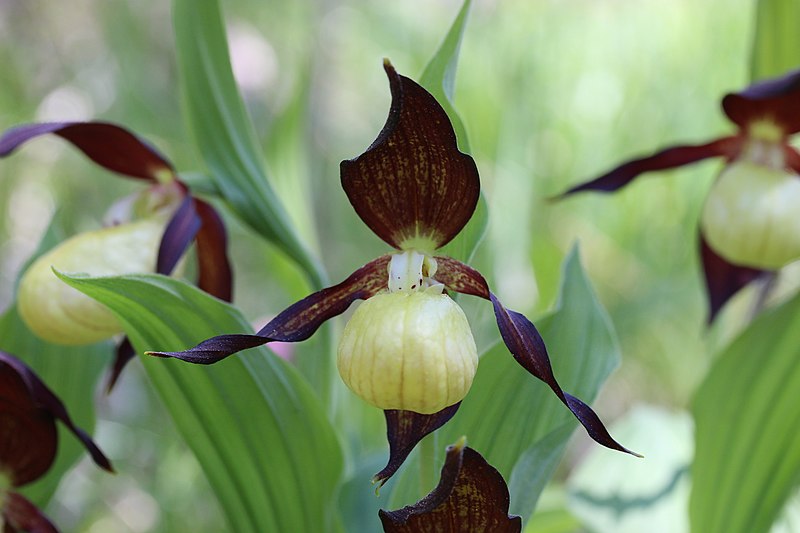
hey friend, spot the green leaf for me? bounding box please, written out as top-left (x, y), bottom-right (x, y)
top-left (418, 0), bottom-right (487, 265)
top-left (0, 304), bottom-right (107, 507)
top-left (419, 0), bottom-right (472, 153)
top-left (59, 272), bottom-right (343, 533)
top-left (750, 0), bottom-right (800, 81)
top-left (172, 0), bottom-right (325, 289)
top-left (690, 290), bottom-right (800, 533)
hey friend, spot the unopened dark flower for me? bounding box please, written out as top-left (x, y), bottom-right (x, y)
top-left (0, 123), bottom-right (233, 387)
top-left (0, 351), bottom-right (112, 532)
top-left (150, 60), bottom-right (637, 484)
top-left (563, 69), bottom-right (800, 321)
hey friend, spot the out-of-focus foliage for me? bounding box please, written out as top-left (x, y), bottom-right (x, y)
top-left (2, 0), bottom-right (788, 531)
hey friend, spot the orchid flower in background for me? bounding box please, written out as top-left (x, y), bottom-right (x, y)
top-left (150, 60), bottom-right (638, 485)
top-left (0, 351), bottom-right (112, 532)
top-left (562, 68), bottom-right (800, 322)
top-left (0, 123), bottom-right (233, 388)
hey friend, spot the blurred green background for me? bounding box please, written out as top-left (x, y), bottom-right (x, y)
top-left (0, 0), bottom-right (770, 531)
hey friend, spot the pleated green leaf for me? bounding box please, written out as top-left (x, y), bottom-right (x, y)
top-left (428, 248), bottom-right (621, 519)
top-left (750, 0), bottom-right (800, 81)
top-left (690, 290), bottom-right (800, 533)
top-left (59, 272), bottom-right (343, 533)
top-left (172, 0), bottom-right (325, 289)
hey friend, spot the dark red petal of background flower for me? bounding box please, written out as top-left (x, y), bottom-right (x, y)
top-left (156, 195), bottom-right (202, 279)
top-left (0, 352), bottom-right (113, 475)
top-left (784, 145), bottom-right (800, 173)
top-left (147, 255), bottom-right (391, 364)
top-left (722, 68), bottom-right (800, 134)
top-left (561, 137), bottom-right (740, 195)
top-left (700, 233), bottom-right (765, 323)
top-left (340, 61), bottom-right (480, 250)
top-left (433, 257), bottom-right (639, 457)
top-left (379, 442), bottom-right (522, 533)
top-left (3, 492), bottom-right (58, 533)
top-left (0, 360), bottom-right (57, 487)
top-left (193, 199), bottom-right (233, 302)
top-left (0, 122), bottom-right (174, 181)
top-left (105, 338), bottom-right (136, 394)
top-left (373, 404), bottom-right (461, 488)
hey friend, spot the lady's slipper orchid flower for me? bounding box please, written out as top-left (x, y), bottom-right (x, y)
top-left (150, 60), bottom-right (637, 484)
top-left (0, 351), bottom-right (113, 532)
top-left (0, 122), bottom-right (233, 388)
top-left (562, 69), bottom-right (800, 321)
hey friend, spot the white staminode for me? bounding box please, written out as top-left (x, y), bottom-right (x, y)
top-left (387, 250), bottom-right (440, 293)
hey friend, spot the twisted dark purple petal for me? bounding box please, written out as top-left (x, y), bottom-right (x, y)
top-left (722, 68), bottom-right (800, 134)
top-left (0, 122), bottom-right (173, 181)
top-left (700, 233), bottom-right (765, 323)
top-left (148, 255), bottom-right (391, 364)
top-left (434, 257), bottom-right (639, 457)
top-left (379, 441), bottom-right (522, 533)
top-left (561, 136), bottom-right (740, 195)
top-left (373, 403), bottom-right (461, 487)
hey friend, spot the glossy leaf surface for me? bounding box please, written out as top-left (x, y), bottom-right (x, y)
top-left (691, 290), bottom-right (800, 533)
top-left (59, 272), bottom-right (343, 533)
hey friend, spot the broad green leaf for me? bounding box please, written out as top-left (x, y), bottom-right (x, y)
top-left (388, 249), bottom-right (622, 517)
top-left (508, 424), bottom-right (572, 518)
top-left (690, 290), bottom-right (800, 533)
top-left (0, 304), bottom-right (107, 507)
top-left (750, 0), bottom-right (800, 81)
top-left (418, 0), bottom-right (488, 264)
top-left (59, 272), bottom-right (343, 533)
top-left (172, 0), bottom-right (325, 289)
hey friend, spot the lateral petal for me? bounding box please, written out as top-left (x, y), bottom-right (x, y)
top-left (561, 137), bottom-right (740, 195)
top-left (148, 255), bottom-right (390, 364)
top-left (433, 257), bottom-right (638, 457)
top-left (0, 122), bottom-right (174, 181)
